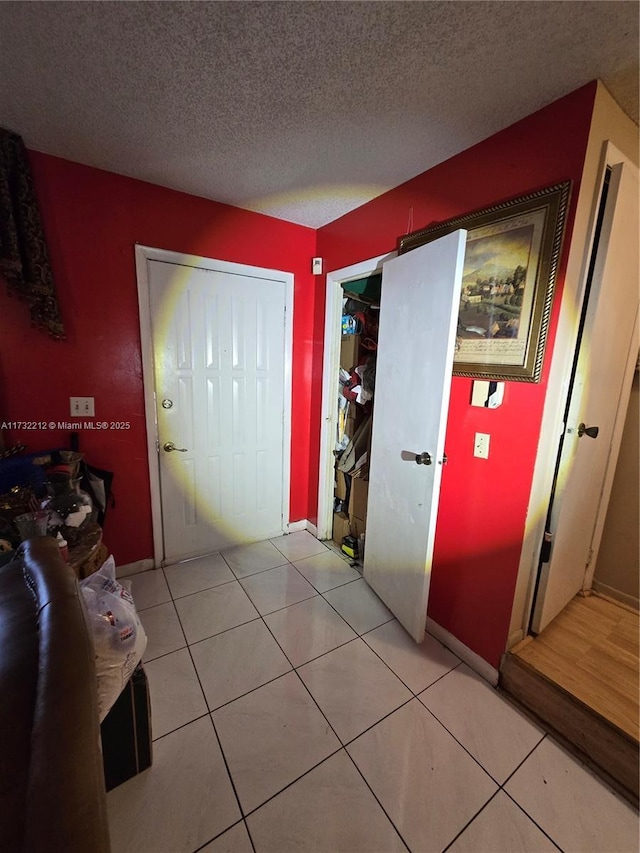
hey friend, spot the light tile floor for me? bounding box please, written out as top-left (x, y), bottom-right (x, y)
top-left (109, 531), bottom-right (639, 853)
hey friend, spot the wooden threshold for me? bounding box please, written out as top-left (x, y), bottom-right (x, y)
top-left (500, 595), bottom-right (639, 806)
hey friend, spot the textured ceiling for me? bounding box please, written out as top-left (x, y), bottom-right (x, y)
top-left (0, 1), bottom-right (637, 228)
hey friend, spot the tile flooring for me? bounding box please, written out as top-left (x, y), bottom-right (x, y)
top-left (108, 531), bottom-right (639, 853)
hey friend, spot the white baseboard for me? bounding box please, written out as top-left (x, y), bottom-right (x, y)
top-left (426, 617), bottom-right (499, 686)
top-left (116, 557), bottom-right (155, 579)
top-left (287, 519), bottom-right (318, 536)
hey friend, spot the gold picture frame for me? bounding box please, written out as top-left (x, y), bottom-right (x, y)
top-left (399, 181), bottom-right (572, 382)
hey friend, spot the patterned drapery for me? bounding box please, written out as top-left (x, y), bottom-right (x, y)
top-left (0, 127), bottom-right (65, 339)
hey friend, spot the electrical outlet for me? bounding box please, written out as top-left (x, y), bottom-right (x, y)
top-left (70, 397), bottom-right (95, 417)
top-left (474, 432), bottom-right (490, 459)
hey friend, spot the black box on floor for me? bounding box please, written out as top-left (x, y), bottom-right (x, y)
top-left (101, 664), bottom-right (153, 791)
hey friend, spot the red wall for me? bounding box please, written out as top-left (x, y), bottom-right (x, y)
top-left (0, 155), bottom-right (316, 564)
top-left (316, 83), bottom-right (597, 667)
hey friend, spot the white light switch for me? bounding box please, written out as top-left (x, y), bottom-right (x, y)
top-left (70, 397), bottom-right (95, 417)
top-left (474, 432), bottom-right (490, 459)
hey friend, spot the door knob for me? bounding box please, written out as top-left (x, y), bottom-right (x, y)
top-left (415, 452), bottom-right (432, 465)
top-left (163, 441), bottom-right (188, 452)
top-left (577, 423), bottom-right (599, 439)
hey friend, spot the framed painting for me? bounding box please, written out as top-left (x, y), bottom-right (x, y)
top-left (399, 181), bottom-right (571, 381)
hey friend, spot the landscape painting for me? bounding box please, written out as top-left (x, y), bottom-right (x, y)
top-left (398, 181), bottom-right (571, 381)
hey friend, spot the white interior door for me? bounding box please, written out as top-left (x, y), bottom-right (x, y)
top-left (532, 159), bottom-right (639, 632)
top-left (148, 259), bottom-right (288, 563)
top-left (364, 230), bottom-right (466, 642)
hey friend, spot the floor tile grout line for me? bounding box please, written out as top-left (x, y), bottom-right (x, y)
top-left (238, 743), bottom-right (347, 820)
top-left (338, 694), bottom-right (416, 749)
top-left (178, 618), bottom-right (249, 828)
top-left (418, 699), bottom-right (512, 788)
top-left (146, 576), bottom-right (246, 836)
top-left (149, 710), bottom-right (212, 744)
top-left (235, 561), bottom-right (321, 615)
top-left (164, 575), bottom-right (247, 601)
top-left (190, 818), bottom-right (256, 853)
top-left (312, 583), bottom-right (396, 637)
top-left (500, 786), bottom-right (565, 852)
top-left (203, 710), bottom-right (251, 839)
top-left (243, 816), bottom-right (259, 853)
top-left (269, 532), bottom-right (332, 562)
top-left (242, 603), bottom-right (356, 755)
top-left (203, 592), bottom-right (356, 820)
top-left (250, 590), bottom-right (320, 619)
top-left (228, 562), bottom-right (290, 581)
top-left (182, 614), bottom-right (263, 648)
top-left (440, 788), bottom-right (503, 853)
top-left (341, 747), bottom-right (412, 853)
top-left (356, 627), bottom-right (463, 698)
top-left (205, 667), bottom-right (294, 715)
top-left (500, 731), bottom-right (548, 788)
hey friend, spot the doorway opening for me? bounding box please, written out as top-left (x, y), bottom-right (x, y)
top-left (501, 150), bottom-right (639, 805)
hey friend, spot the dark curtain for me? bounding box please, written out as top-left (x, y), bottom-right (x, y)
top-left (0, 127), bottom-right (65, 339)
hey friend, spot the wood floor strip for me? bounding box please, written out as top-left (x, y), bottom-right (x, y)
top-left (511, 594), bottom-right (639, 743)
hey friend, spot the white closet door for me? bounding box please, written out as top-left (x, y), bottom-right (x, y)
top-left (364, 230), bottom-right (466, 641)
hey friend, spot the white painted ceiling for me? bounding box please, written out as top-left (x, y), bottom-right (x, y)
top-left (0, 2), bottom-right (637, 228)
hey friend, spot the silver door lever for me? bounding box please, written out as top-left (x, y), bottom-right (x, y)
top-left (415, 452), bottom-right (432, 465)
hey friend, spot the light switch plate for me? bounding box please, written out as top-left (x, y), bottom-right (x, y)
top-left (474, 432), bottom-right (490, 459)
top-left (70, 396), bottom-right (95, 417)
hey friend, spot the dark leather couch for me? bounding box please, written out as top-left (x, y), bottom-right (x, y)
top-left (0, 536), bottom-right (111, 853)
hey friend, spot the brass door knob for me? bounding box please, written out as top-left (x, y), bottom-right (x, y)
top-left (577, 423), bottom-right (599, 439)
top-left (163, 441), bottom-right (188, 452)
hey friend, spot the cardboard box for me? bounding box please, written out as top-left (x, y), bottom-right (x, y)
top-left (338, 415), bottom-right (371, 475)
top-left (344, 416), bottom-right (357, 439)
top-left (340, 334), bottom-right (360, 370)
top-left (332, 511), bottom-right (351, 546)
top-left (334, 469), bottom-right (347, 501)
top-left (350, 515), bottom-right (366, 539)
top-left (348, 477), bottom-right (369, 522)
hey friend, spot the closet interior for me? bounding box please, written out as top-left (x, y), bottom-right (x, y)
top-left (331, 274), bottom-right (381, 563)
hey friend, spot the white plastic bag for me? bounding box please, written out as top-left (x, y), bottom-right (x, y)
top-left (80, 556), bottom-right (147, 722)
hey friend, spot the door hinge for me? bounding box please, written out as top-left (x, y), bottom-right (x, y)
top-left (586, 547), bottom-right (594, 568)
top-left (540, 531), bottom-right (553, 564)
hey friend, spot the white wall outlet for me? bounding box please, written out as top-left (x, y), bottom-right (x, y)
top-left (474, 432), bottom-right (490, 459)
top-left (70, 396), bottom-right (95, 417)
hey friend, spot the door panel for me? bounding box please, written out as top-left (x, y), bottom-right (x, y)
top-left (364, 230), bottom-right (466, 641)
top-left (532, 161), bottom-right (639, 632)
top-left (149, 260), bottom-right (287, 562)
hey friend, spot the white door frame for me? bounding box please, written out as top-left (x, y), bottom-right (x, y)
top-left (508, 142), bottom-right (639, 646)
top-left (135, 245), bottom-right (294, 568)
top-left (316, 251), bottom-right (396, 540)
